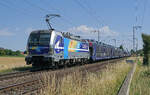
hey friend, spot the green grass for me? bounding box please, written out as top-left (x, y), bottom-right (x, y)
top-left (130, 60), bottom-right (150, 95)
top-left (137, 59), bottom-right (142, 65)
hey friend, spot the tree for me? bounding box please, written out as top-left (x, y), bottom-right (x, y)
top-left (15, 50), bottom-right (21, 56)
top-left (130, 49), bottom-right (135, 55)
top-left (0, 50), bottom-right (6, 55)
top-left (0, 48), bottom-right (23, 56)
top-left (7, 49), bottom-right (13, 55)
top-left (136, 49), bottom-right (143, 56)
top-left (142, 33), bottom-right (150, 66)
top-left (119, 45), bottom-right (124, 50)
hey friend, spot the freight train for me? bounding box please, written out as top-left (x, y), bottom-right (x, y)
top-left (25, 30), bottom-right (130, 67)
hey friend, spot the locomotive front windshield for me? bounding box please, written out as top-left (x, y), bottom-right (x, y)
top-left (28, 33), bottom-right (50, 46)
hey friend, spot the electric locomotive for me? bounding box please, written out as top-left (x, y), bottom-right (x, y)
top-left (25, 30), bottom-right (89, 67)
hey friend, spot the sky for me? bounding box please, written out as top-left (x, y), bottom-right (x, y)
top-left (0, 0), bottom-right (149, 51)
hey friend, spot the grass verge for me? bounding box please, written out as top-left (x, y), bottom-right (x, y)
top-left (130, 58), bottom-right (150, 95)
top-left (41, 59), bottom-right (132, 95)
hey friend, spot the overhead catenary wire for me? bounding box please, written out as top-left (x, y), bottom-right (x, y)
top-left (0, 0), bottom-right (76, 32)
top-left (72, 0), bottom-right (111, 42)
top-left (23, 0), bottom-right (50, 13)
top-left (134, 0), bottom-right (147, 26)
top-left (40, 0), bottom-right (76, 27)
top-left (23, 0), bottom-right (75, 27)
top-left (141, 0), bottom-right (148, 27)
top-left (80, 0), bottom-right (106, 27)
top-left (45, 0), bottom-right (105, 31)
top-left (133, 0), bottom-right (148, 32)
top-left (132, 0), bottom-right (147, 51)
top-left (4, 0), bottom-right (34, 15)
top-left (134, 0), bottom-right (141, 25)
top-left (72, 0), bottom-right (105, 27)
top-left (134, 0), bottom-right (138, 25)
top-left (0, 1), bottom-right (32, 17)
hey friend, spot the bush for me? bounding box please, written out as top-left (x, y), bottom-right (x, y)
top-left (0, 50), bottom-right (6, 55)
top-left (142, 33), bottom-right (150, 66)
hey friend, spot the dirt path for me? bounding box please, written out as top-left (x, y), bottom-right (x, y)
top-left (118, 62), bottom-right (136, 95)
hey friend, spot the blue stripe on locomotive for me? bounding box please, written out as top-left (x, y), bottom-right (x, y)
top-left (64, 38), bottom-right (69, 59)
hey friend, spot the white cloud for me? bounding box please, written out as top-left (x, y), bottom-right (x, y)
top-left (99, 26), bottom-right (118, 37)
top-left (70, 25), bottom-right (94, 32)
top-left (67, 25), bottom-right (118, 40)
top-left (68, 25), bottom-right (94, 36)
top-left (0, 28), bottom-right (15, 36)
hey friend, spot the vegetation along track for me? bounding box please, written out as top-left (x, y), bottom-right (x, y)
top-left (0, 58), bottom-right (127, 95)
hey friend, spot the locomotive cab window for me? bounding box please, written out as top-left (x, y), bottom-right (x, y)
top-left (39, 33), bottom-right (50, 45)
top-left (28, 32), bottom-right (51, 46)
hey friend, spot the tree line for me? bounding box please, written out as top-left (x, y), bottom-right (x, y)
top-left (0, 49), bottom-right (23, 56)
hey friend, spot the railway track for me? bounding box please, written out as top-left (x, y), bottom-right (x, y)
top-left (0, 67), bottom-right (55, 82)
top-left (0, 58), bottom-right (126, 95)
top-left (0, 79), bottom-right (41, 94)
top-left (0, 71), bottom-right (32, 81)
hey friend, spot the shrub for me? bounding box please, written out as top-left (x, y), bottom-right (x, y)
top-left (142, 33), bottom-right (150, 66)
